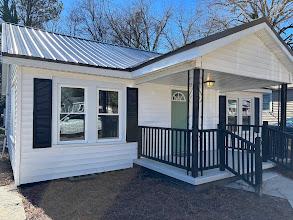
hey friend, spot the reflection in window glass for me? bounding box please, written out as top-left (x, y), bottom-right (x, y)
top-left (228, 99), bottom-right (237, 125)
top-left (61, 87), bottom-right (84, 113)
top-left (263, 94), bottom-right (272, 111)
top-left (98, 116), bottom-right (119, 139)
top-left (60, 87), bottom-right (85, 141)
top-left (98, 90), bottom-right (119, 139)
top-left (242, 99), bottom-right (251, 126)
top-left (60, 114), bottom-right (85, 141)
top-left (99, 90), bottom-right (118, 113)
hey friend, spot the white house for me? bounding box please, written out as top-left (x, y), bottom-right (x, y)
top-left (2, 18), bottom-right (292, 187)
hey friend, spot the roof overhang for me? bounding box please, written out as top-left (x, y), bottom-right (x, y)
top-left (2, 55), bottom-right (133, 79)
top-left (131, 18), bottom-right (293, 78)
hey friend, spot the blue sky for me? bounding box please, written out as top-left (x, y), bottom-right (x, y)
top-left (59, 0), bottom-right (292, 44)
top-left (60, 0), bottom-right (200, 18)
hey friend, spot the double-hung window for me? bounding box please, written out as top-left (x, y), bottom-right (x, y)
top-left (59, 86), bottom-right (86, 142)
top-left (97, 90), bottom-right (119, 140)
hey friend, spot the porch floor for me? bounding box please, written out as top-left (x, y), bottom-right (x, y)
top-left (134, 156), bottom-right (275, 185)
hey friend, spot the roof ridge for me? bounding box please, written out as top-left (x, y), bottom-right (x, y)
top-left (3, 22), bottom-right (161, 55)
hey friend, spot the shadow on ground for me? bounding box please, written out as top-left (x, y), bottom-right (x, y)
top-left (16, 165), bottom-right (293, 220)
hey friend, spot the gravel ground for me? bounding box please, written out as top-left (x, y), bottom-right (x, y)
top-left (1, 150), bottom-right (293, 220)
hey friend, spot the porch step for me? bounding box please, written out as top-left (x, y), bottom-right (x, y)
top-left (134, 158), bottom-right (234, 185)
top-left (134, 158), bottom-right (276, 186)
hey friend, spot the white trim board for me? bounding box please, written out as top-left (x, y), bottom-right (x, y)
top-left (134, 158), bottom-right (275, 186)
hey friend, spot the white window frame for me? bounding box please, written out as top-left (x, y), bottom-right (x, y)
top-left (57, 84), bottom-right (88, 144)
top-left (262, 93), bottom-right (272, 112)
top-left (96, 88), bottom-right (122, 143)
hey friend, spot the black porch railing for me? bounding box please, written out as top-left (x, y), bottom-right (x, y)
top-left (225, 124), bottom-right (262, 144)
top-left (138, 126), bottom-right (219, 175)
top-left (266, 125), bottom-right (293, 170)
top-left (199, 129), bottom-right (219, 173)
top-left (220, 128), bottom-right (262, 189)
top-left (139, 126), bottom-right (192, 171)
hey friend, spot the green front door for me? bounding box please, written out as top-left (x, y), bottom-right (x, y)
top-left (171, 90), bottom-right (188, 155)
top-left (171, 90), bottom-right (188, 129)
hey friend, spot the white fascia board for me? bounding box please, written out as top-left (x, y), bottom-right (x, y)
top-left (263, 25), bottom-right (293, 63)
top-left (2, 56), bottom-right (133, 79)
top-left (132, 23), bottom-right (268, 78)
top-left (244, 89), bottom-right (273, 93)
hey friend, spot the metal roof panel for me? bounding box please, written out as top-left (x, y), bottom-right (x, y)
top-left (2, 23), bottom-right (160, 70)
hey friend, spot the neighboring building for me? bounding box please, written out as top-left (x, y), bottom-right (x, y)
top-left (1, 18), bottom-right (292, 186)
top-left (263, 86), bottom-right (293, 125)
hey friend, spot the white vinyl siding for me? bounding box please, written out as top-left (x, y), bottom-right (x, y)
top-left (18, 67), bottom-right (137, 185)
top-left (5, 64), bottom-right (21, 184)
top-left (200, 33), bottom-right (291, 83)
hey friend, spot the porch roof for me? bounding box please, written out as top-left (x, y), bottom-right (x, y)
top-left (137, 69), bottom-right (283, 92)
top-left (133, 18), bottom-right (292, 79)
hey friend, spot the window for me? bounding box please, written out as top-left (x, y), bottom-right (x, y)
top-left (242, 99), bottom-right (251, 126)
top-left (59, 87), bottom-right (85, 142)
top-left (263, 93), bottom-right (272, 111)
top-left (172, 92), bottom-right (186, 102)
top-left (97, 90), bottom-right (119, 140)
top-left (228, 99), bottom-right (238, 125)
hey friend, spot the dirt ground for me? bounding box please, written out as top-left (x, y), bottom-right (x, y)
top-left (0, 149), bottom-right (14, 186)
top-left (1, 151), bottom-right (293, 220)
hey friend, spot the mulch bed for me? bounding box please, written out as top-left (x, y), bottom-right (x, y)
top-left (19, 166), bottom-right (293, 220)
top-left (1, 146), bottom-right (293, 220)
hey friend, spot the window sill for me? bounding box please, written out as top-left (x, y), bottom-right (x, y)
top-left (52, 140), bottom-right (128, 148)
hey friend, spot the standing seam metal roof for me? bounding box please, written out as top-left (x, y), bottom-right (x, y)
top-left (1, 23), bottom-right (160, 71)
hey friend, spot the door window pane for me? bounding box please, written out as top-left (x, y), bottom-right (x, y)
top-left (60, 87), bottom-right (85, 142)
top-left (242, 99), bottom-right (251, 126)
top-left (228, 99), bottom-right (237, 125)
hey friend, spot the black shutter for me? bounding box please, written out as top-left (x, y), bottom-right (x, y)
top-left (33, 78), bottom-right (52, 148)
top-left (126, 87), bottom-right (138, 142)
top-left (254, 97), bottom-right (260, 126)
top-left (254, 97), bottom-right (260, 132)
top-left (219, 95), bottom-right (227, 125)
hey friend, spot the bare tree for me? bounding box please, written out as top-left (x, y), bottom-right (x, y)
top-left (16, 0), bottom-right (63, 28)
top-left (107, 0), bottom-right (172, 51)
top-left (66, 0), bottom-right (110, 41)
top-left (207, 0), bottom-right (293, 48)
top-left (164, 8), bottom-right (203, 50)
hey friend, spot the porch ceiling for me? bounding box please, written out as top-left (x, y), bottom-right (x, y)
top-left (142, 70), bottom-right (281, 92)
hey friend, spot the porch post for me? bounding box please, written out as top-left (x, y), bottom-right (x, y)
top-left (280, 84), bottom-right (287, 130)
top-left (192, 69), bottom-right (200, 178)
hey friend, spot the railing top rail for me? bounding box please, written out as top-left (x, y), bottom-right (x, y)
top-left (199, 129), bottom-right (218, 132)
top-left (139, 125), bottom-right (218, 133)
top-left (139, 125), bottom-right (190, 132)
top-left (224, 124), bottom-right (262, 128)
top-left (267, 125), bottom-right (293, 137)
top-left (224, 129), bottom-right (256, 146)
